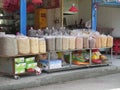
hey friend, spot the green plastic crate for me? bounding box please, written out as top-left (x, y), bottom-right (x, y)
top-left (25, 57), bottom-right (35, 63)
top-left (14, 57), bottom-right (24, 63)
top-left (15, 68), bottom-right (25, 74)
top-left (15, 63), bottom-right (26, 69)
top-left (26, 62), bottom-right (37, 69)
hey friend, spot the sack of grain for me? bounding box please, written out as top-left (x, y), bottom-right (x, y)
top-left (95, 36), bottom-right (101, 48)
top-left (83, 36), bottom-right (89, 48)
top-left (62, 36), bottom-right (69, 50)
top-left (39, 38), bottom-right (46, 53)
top-left (55, 36), bottom-right (62, 51)
top-left (89, 37), bottom-right (95, 48)
top-left (106, 35), bottom-right (113, 47)
top-left (45, 36), bottom-right (55, 51)
top-left (75, 36), bottom-right (83, 49)
top-left (29, 37), bottom-right (39, 54)
top-left (69, 36), bottom-right (76, 50)
top-left (17, 36), bottom-right (30, 55)
top-left (101, 35), bottom-right (107, 48)
top-left (0, 35), bottom-right (18, 56)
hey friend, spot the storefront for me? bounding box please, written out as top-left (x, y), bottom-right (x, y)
top-left (0, 0), bottom-right (119, 79)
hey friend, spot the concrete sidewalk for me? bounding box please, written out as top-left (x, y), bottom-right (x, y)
top-left (0, 55), bottom-right (120, 90)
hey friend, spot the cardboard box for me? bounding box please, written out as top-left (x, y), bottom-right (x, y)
top-left (15, 68), bottom-right (25, 74)
top-left (26, 62), bottom-right (37, 69)
top-left (39, 60), bottom-right (62, 70)
top-left (25, 57), bottom-right (35, 63)
top-left (14, 57), bottom-right (24, 63)
top-left (15, 63), bottom-right (26, 69)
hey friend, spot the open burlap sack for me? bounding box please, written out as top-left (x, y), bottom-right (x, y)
top-left (0, 35), bottom-right (18, 56)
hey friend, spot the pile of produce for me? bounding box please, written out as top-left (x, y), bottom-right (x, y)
top-left (91, 49), bottom-right (108, 64)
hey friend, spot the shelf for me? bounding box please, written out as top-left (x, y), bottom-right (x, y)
top-left (43, 62), bottom-right (110, 73)
top-left (63, 11), bottom-right (78, 15)
top-left (0, 53), bottom-right (47, 58)
top-left (47, 47), bottom-right (112, 53)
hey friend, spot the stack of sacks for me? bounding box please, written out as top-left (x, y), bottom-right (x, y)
top-left (39, 38), bottom-right (46, 53)
top-left (0, 35), bottom-right (18, 56)
top-left (29, 37), bottom-right (39, 54)
top-left (17, 36), bottom-right (30, 55)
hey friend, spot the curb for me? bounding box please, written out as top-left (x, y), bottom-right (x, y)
top-left (0, 65), bottom-right (120, 90)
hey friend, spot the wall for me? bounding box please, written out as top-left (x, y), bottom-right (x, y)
top-left (63, 0), bottom-right (79, 25)
top-left (47, 8), bottom-right (61, 29)
top-left (78, 0), bottom-right (92, 23)
top-left (97, 6), bottom-right (120, 37)
top-left (0, 0), bottom-right (2, 8)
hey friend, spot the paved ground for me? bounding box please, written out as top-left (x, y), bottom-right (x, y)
top-left (21, 73), bottom-right (120, 90)
top-left (0, 55), bottom-right (120, 90)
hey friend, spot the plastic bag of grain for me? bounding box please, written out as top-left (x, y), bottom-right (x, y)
top-left (101, 34), bottom-right (107, 48)
top-left (95, 36), bottom-right (101, 48)
top-left (69, 36), bottom-right (76, 50)
top-left (45, 36), bottom-right (55, 51)
top-left (55, 36), bottom-right (63, 51)
top-left (89, 37), bottom-right (95, 48)
top-left (29, 37), bottom-right (39, 54)
top-left (39, 38), bottom-right (46, 53)
top-left (83, 36), bottom-right (89, 49)
top-left (75, 36), bottom-right (83, 49)
top-left (62, 36), bottom-right (69, 50)
top-left (28, 27), bottom-right (37, 37)
top-left (0, 35), bottom-right (18, 56)
top-left (106, 35), bottom-right (113, 47)
top-left (17, 36), bottom-right (30, 55)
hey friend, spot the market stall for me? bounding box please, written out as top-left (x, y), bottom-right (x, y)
top-left (0, 0), bottom-right (117, 79)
